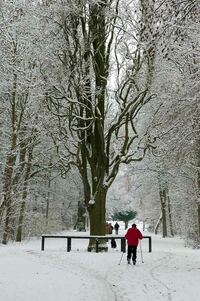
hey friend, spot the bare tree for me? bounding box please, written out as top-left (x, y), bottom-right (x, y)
top-left (42, 0), bottom-right (158, 250)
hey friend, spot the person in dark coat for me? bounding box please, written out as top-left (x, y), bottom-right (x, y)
top-left (111, 238), bottom-right (117, 248)
top-left (114, 222), bottom-right (120, 234)
top-left (125, 223), bottom-right (143, 265)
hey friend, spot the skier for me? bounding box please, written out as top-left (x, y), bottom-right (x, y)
top-left (125, 223), bottom-right (143, 265)
top-left (114, 222), bottom-right (120, 234)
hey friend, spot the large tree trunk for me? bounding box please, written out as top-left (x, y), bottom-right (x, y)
top-left (87, 188), bottom-right (107, 251)
top-left (79, 2), bottom-right (108, 251)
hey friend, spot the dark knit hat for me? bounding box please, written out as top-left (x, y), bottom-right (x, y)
top-left (132, 223), bottom-right (137, 227)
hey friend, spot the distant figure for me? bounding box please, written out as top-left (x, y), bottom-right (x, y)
top-left (106, 222), bottom-right (113, 234)
top-left (110, 224), bottom-right (114, 234)
top-left (114, 222), bottom-right (120, 235)
top-left (111, 238), bottom-right (117, 248)
top-left (125, 224), bottom-right (143, 265)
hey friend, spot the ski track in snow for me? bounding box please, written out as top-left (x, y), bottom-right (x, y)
top-left (106, 253), bottom-right (174, 301)
top-left (25, 247), bottom-right (199, 301)
top-left (26, 249), bottom-right (175, 301)
top-left (149, 253), bottom-right (173, 301)
top-left (26, 250), bottom-right (118, 301)
top-left (105, 249), bottom-right (199, 301)
top-left (1, 233), bottom-right (200, 301)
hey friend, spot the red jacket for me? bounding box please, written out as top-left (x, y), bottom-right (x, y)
top-left (125, 227), bottom-right (143, 246)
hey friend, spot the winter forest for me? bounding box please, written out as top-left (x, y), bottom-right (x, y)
top-left (0, 0), bottom-right (199, 250)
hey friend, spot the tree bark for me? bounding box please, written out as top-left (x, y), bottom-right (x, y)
top-left (16, 146), bottom-right (33, 242)
top-left (167, 192), bottom-right (174, 237)
top-left (161, 187), bottom-right (167, 238)
top-left (154, 212), bottom-right (162, 235)
top-left (87, 188), bottom-right (107, 251)
top-left (197, 205), bottom-right (200, 238)
top-left (1, 123), bottom-right (18, 243)
top-left (125, 221), bottom-right (129, 230)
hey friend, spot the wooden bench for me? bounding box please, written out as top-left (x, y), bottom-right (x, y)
top-left (41, 235), bottom-right (152, 253)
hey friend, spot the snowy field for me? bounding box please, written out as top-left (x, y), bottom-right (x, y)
top-left (1, 226), bottom-right (200, 301)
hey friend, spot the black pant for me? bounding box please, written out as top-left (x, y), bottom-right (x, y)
top-left (127, 245), bottom-right (137, 261)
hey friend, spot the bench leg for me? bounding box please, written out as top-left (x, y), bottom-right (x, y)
top-left (41, 236), bottom-right (45, 251)
top-left (149, 237), bottom-right (152, 252)
top-left (67, 237), bottom-right (71, 252)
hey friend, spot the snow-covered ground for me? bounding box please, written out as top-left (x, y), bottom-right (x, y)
top-left (1, 226), bottom-right (200, 301)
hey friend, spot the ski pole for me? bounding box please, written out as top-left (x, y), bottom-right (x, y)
top-left (118, 252), bottom-right (125, 265)
top-left (140, 241), bottom-right (144, 263)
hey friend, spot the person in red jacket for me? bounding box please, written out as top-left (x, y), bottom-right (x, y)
top-left (125, 223), bottom-right (143, 265)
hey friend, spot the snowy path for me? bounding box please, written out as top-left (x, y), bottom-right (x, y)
top-left (0, 233), bottom-right (200, 301)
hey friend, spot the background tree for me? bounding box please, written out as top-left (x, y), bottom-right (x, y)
top-left (118, 0), bottom-right (200, 245)
top-left (112, 210), bottom-right (137, 229)
top-left (0, 1), bottom-right (80, 243)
